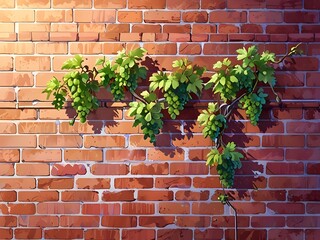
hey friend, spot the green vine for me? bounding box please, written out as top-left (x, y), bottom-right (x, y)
top-left (43, 44), bottom-right (302, 194)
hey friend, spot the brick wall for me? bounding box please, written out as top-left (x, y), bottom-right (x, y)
top-left (0, 0), bottom-right (319, 239)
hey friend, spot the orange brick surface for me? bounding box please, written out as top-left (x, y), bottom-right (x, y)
top-left (0, 1), bottom-right (318, 239)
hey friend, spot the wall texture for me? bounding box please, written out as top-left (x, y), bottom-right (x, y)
top-left (0, 0), bottom-right (319, 239)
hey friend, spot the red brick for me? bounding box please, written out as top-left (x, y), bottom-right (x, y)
top-left (18, 191), bottom-right (59, 202)
top-left (76, 178), bottom-right (110, 189)
top-left (158, 229), bottom-right (192, 240)
top-left (170, 163), bottom-right (209, 175)
top-left (122, 229), bottom-right (155, 240)
top-left (267, 0), bottom-right (302, 9)
top-left (307, 163), bottom-right (320, 174)
top-left (19, 216), bottom-right (58, 227)
top-left (251, 190), bottom-right (286, 201)
top-left (182, 11), bottom-right (208, 23)
top-left (65, 149), bottom-right (103, 162)
top-left (144, 43), bottom-right (177, 55)
top-left (122, 202), bottom-right (155, 215)
top-left (192, 202), bottom-right (223, 214)
top-left (175, 190), bottom-right (209, 201)
top-left (139, 216), bottom-right (175, 227)
top-left (74, 10), bottom-right (116, 22)
top-left (102, 190), bottom-right (135, 202)
top-left (156, 177), bottom-right (191, 188)
top-left (16, 163), bottom-right (49, 176)
top-left (176, 216), bottom-right (211, 227)
top-left (15, 228), bottom-right (41, 239)
top-left (128, 0), bottom-right (165, 9)
top-left (115, 178), bottom-right (153, 189)
top-left (267, 202), bottom-right (305, 214)
top-left (159, 202), bottom-right (190, 214)
top-left (84, 229), bottom-right (120, 240)
top-left (148, 148), bottom-right (184, 161)
top-left (262, 135), bottom-right (304, 147)
top-left (266, 162), bottom-right (304, 175)
top-left (37, 203), bottom-right (80, 214)
top-left (138, 190), bottom-right (173, 201)
top-left (288, 216), bottom-right (320, 227)
top-left (91, 164), bottom-right (129, 175)
top-left (270, 177), bottom-right (320, 188)
top-left (249, 11), bottom-right (282, 23)
top-left (61, 191), bottom-right (99, 202)
top-left (269, 229), bottom-right (304, 240)
top-left (118, 11), bottom-right (142, 23)
top-left (144, 11), bottom-right (181, 23)
top-left (210, 11), bottom-right (247, 23)
top-left (131, 163), bottom-right (169, 175)
top-left (106, 149), bottom-right (146, 161)
top-left (288, 190), bottom-right (320, 202)
top-left (22, 149), bottom-right (61, 162)
top-left (45, 229), bottom-right (83, 239)
top-left (101, 216), bottom-right (137, 227)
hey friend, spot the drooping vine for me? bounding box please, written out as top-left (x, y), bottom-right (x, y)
top-left (43, 44), bottom-right (302, 192)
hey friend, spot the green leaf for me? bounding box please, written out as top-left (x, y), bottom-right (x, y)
top-left (95, 57), bottom-right (105, 66)
top-left (213, 61), bottom-right (222, 69)
top-left (62, 55), bottom-right (83, 70)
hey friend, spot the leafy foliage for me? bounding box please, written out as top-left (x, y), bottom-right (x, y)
top-left (97, 48), bottom-right (147, 101)
top-left (150, 59), bottom-right (205, 119)
top-left (128, 91), bottom-right (164, 143)
top-left (44, 45), bottom-right (301, 190)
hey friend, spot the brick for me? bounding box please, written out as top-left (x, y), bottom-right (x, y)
top-left (228, 0), bottom-right (265, 8)
top-left (45, 229), bottom-right (83, 239)
top-left (262, 135), bottom-right (304, 147)
top-left (231, 202), bottom-right (266, 214)
top-left (19, 122), bottom-right (57, 134)
top-left (182, 11), bottom-right (208, 23)
top-left (209, 11), bottom-right (247, 23)
top-left (101, 216), bottom-right (137, 227)
top-left (0, 164), bottom-right (14, 177)
top-left (159, 202), bottom-right (190, 214)
top-left (148, 148), bottom-right (184, 161)
top-left (16, 163), bottom-right (49, 176)
top-left (267, 0), bottom-right (302, 9)
top-left (18, 216), bottom-right (58, 227)
top-left (61, 191), bottom-right (99, 202)
top-left (82, 203), bottom-right (120, 215)
top-left (22, 150), bottom-right (61, 162)
top-left (15, 228), bottom-right (42, 239)
top-left (0, 56), bottom-right (13, 70)
top-left (74, 10), bottom-right (116, 22)
top-left (38, 178), bottom-right (74, 189)
top-left (65, 149), bottom-right (103, 162)
top-left (269, 229), bottom-right (304, 240)
top-left (15, 56), bottom-right (50, 71)
top-left (0, 123), bottom-right (15, 134)
top-left (242, 24), bottom-right (263, 33)
top-left (270, 177), bottom-right (320, 188)
top-left (50, 32), bottom-right (78, 42)
top-left (176, 216), bottom-right (211, 227)
top-left (267, 202), bottom-right (305, 214)
top-left (18, 191), bottom-right (59, 202)
top-left (0, 42), bottom-right (33, 54)
top-left (115, 178), bottom-right (153, 189)
top-left (84, 136), bottom-right (125, 148)
top-left (167, 0), bottom-right (200, 9)
top-left (175, 190), bottom-right (209, 201)
top-left (139, 216), bottom-right (175, 227)
top-left (38, 202), bottom-right (80, 214)
top-left (91, 164), bottom-right (128, 175)
top-left (36, 10), bottom-right (72, 22)
top-left (0, 73), bottom-right (33, 87)
top-left (53, 0), bottom-right (91, 8)
top-left (17, 0), bottom-right (49, 8)
top-left (194, 229), bottom-right (224, 240)
top-left (266, 162), bottom-right (304, 175)
top-left (193, 24), bottom-right (216, 34)
top-left (170, 163), bottom-right (209, 175)
top-left (0, 10), bottom-right (34, 22)
top-left (285, 11), bottom-right (319, 23)
top-left (128, 0), bottom-right (165, 9)
top-left (0, 191), bottom-right (16, 202)
top-left (307, 163), bottom-right (320, 174)
top-left (212, 216), bottom-right (250, 227)
top-left (132, 24), bottom-right (161, 33)
top-left (0, 135), bottom-right (35, 148)
top-left (52, 164), bottom-right (86, 176)
top-left (144, 11), bottom-right (180, 23)
top-left (39, 135), bottom-right (83, 148)
top-left (218, 24), bottom-right (239, 33)
top-left (118, 11), bottom-right (142, 23)
top-left (131, 163), bottom-right (169, 175)
top-left (144, 43), bottom-right (177, 55)
top-left (50, 23), bottom-right (78, 32)
top-left (76, 178), bottom-right (110, 189)
top-left (122, 230), bottom-right (155, 240)
top-left (158, 229), bottom-right (192, 240)
top-left (286, 149), bottom-right (320, 161)
top-left (138, 190), bottom-right (173, 201)
top-left (0, 216), bottom-right (16, 227)
top-left (249, 11), bottom-right (282, 23)
top-left (36, 43), bottom-right (67, 54)
top-left (106, 149), bottom-right (146, 161)
top-left (84, 229), bottom-right (120, 240)
top-left (169, 33), bottom-right (190, 42)
top-left (60, 216), bottom-right (99, 227)
top-left (288, 216), bottom-right (320, 227)
top-left (266, 25), bottom-right (299, 34)
top-left (252, 190), bottom-right (286, 201)
top-left (202, 0), bottom-right (226, 9)
top-left (193, 176), bottom-right (221, 188)
top-left (122, 202), bottom-right (155, 214)
top-left (102, 190), bottom-right (135, 202)
top-left (7, 203), bottom-right (35, 215)
top-left (156, 177), bottom-right (191, 188)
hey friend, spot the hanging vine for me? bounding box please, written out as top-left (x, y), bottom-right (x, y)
top-left (43, 44), bottom-right (302, 194)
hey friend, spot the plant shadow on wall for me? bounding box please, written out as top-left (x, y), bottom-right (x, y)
top-left (43, 44), bottom-right (302, 200)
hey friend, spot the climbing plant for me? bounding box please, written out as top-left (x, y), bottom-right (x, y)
top-left (43, 44), bottom-right (302, 192)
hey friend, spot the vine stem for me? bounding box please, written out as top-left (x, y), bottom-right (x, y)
top-left (222, 188), bottom-right (238, 240)
top-left (129, 90), bottom-right (148, 104)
